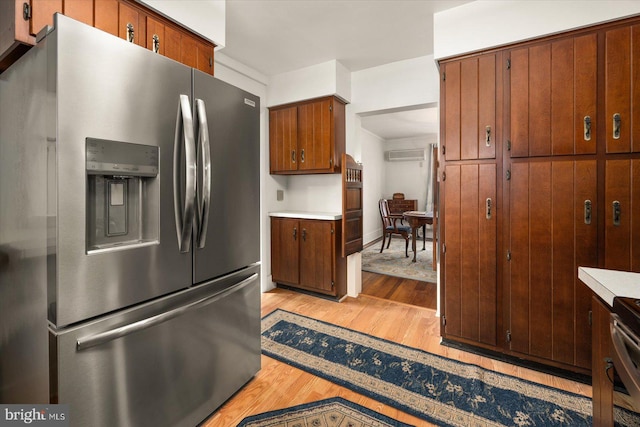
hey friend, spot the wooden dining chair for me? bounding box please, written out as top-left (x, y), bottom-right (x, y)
top-left (378, 198), bottom-right (410, 257)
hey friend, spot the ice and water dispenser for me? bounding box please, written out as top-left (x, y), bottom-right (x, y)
top-left (86, 138), bottom-right (159, 252)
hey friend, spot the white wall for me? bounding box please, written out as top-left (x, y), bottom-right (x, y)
top-left (138, 0), bottom-right (226, 47)
top-left (359, 125), bottom-right (386, 244)
top-left (383, 136), bottom-right (436, 212)
top-left (267, 60), bottom-right (351, 107)
top-left (434, 0), bottom-right (640, 60)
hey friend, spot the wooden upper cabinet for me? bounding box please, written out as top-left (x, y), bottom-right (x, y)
top-left (1, 0), bottom-right (215, 75)
top-left (510, 34), bottom-right (597, 157)
top-left (269, 96), bottom-right (346, 175)
top-left (94, 0), bottom-right (119, 37)
top-left (605, 24), bottom-right (640, 153)
top-left (63, 0), bottom-right (93, 27)
top-left (604, 159), bottom-right (640, 271)
top-left (442, 52), bottom-right (497, 161)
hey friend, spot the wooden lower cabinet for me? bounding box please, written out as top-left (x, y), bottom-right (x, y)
top-left (271, 217), bottom-right (346, 298)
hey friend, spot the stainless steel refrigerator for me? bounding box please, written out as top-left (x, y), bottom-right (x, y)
top-left (0, 14), bottom-right (260, 427)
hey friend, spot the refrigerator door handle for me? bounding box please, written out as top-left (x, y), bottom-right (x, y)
top-left (173, 94), bottom-right (197, 253)
top-left (76, 273), bottom-right (258, 350)
top-left (195, 98), bottom-right (211, 249)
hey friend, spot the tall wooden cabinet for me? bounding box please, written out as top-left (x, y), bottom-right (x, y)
top-left (0, 0), bottom-right (215, 75)
top-left (440, 16), bottom-right (640, 375)
top-left (269, 96), bottom-right (346, 175)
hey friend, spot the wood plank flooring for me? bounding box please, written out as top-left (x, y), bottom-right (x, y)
top-left (361, 271), bottom-right (437, 310)
top-left (202, 288), bottom-right (591, 427)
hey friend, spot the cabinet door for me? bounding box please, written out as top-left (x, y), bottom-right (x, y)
top-left (605, 159), bottom-right (640, 271)
top-left (442, 163), bottom-right (497, 346)
top-left (299, 220), bottom-right (334, 294)
top-left (94, 0), bottom-right (119, 37)
top-left (508, 160), bottom-right (597, 367)
top-left (118, 2), bottom-right (145, 47)
top-left (442, 54), bottom-right (497, 161)
top-left (30, 0), bottom-right (62, 35)
top-left (298, 99), bottom-right (332, 171)
top-left (592, 296), bottom-right (615, 426)
top-left (146, 16), bottom-right (164, 54)
top-left (510, 35), bottom-right (597, 157)
top-left (180, 32), bottom-right (198, 69)
top-left (605, 24), bottom-right (640, 153)
top-left (269, 107), bottom-right (298, 173)
top-left (271, 218), bottom-right (299, 285)
top-left (196, 39), bottom-right (214, 75)
top-left (63, 0), bottom-right (93, 26)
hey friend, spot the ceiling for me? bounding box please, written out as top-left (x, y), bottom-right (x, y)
top-left (222, 0), bottom-right (471, 140)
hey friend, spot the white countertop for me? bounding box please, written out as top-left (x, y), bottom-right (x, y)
top-left (578, 267), bottom-right (640, 306)
top-left (269, 211), bottom-right (342, 220)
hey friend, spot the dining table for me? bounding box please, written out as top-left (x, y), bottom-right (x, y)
top-left (402, 211), bottom-right (436, 269)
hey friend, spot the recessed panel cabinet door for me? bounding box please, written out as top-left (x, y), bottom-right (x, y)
top-left (442, 163), bottom-right (497, 346)
top-left (299, 220), bottom-right (334, 293)
top-left (510, 35), bottom-right (597, 157)
top-left (605, 24), bottom-right (640, 153)
top-left (605, 159), bottom-right (640, 271)
top-left (298, 99), bottom-right (332, 171)
top-left (443, 54), bottom-right (496, 161)
top-left (271, 218), bottom-right (300, 285)
top-left (508, 160), bottom-right (596, 368)
top-left (269, 107), bottom-right (298, 173)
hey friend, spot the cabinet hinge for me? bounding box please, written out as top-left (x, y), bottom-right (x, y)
top-left (507, 59), bottom-right (511, 70)
top-left (506, 140), bottom-right (511, 151)
top-left (442, 72), bottom-right (446, 81)
top-left (506, 330), bottom-right (512, 342)
top-left (506, 170), bottom-right (511, 181)
top-left (588, 310), bottom-right (593, 327)
top-left (23, 2), bottom-right (31, 20)
top-left (442, 315), bottom-right (446, 326)
top-left (506, 250), bottom-right (511, 261)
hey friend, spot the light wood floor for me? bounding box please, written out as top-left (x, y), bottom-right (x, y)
top-left (361, 270), bottom-right (437, 310)
top-left (202, 287), bottom-right (592, 426)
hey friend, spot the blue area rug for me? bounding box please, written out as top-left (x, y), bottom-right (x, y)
top-left (237, 396), bottom-right (413, 427)
top-left (261, 309), bottom-right (640, 427)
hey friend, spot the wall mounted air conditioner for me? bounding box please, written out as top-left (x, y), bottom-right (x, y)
top-left (384, 148), bottom-right (426, 162)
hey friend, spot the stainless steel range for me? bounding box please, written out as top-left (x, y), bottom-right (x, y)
top-left (611, 297), bottom-right (640, 411)
top-left (0, 14), bottom-right (260, 426)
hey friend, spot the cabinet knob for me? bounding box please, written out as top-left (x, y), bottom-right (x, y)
top-left (291, 150), bottom-right (296, 163)
top-left (485, 198), bottom-right (492, 219)
top-left (302, 229), bottom-right (306, 241)
top-left (584, 116), bottom-right (592, 141)
top-left (485, 126), bottom-right (491, 147)
top-left (126, 23), bottom-right (135, 43)
top-left (613, 201), bottom-right (621, 226)
top-left (584, 200), bottom-right (592, 225)
top-left (613, 113), bottom-right (621, 140)
top-left (152, 34), bottom-right (160, 53)
top-left (293, 227), bottom-right (297, 240)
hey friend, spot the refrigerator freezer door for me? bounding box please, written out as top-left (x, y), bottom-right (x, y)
top-left (52, 265), bottom-right (260, 427)
top-left (52, 15), bottom-right (193, 326)
top-left (193, 72), bottom-right (260, 284)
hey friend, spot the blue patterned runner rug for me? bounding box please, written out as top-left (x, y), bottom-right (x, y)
top-left (261, 309), bottom-right (640, 427)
